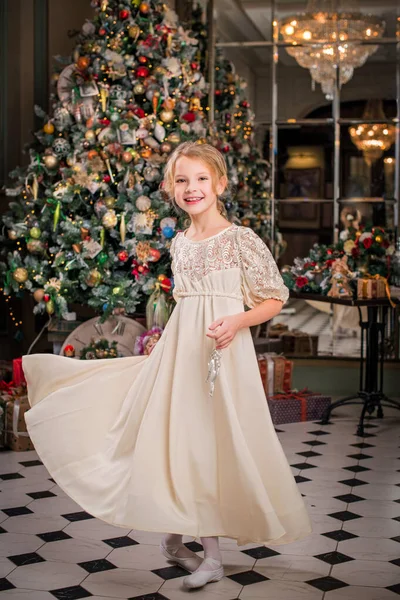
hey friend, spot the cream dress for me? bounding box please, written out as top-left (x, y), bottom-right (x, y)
top-left (23, 224), bottom-right (312, 546)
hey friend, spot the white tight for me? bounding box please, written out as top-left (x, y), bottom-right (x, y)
top-left (163, 533), bottom-right (222, 564)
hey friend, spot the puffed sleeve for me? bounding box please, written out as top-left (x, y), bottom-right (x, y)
top-left (239, 226), bottom-right (289, 308)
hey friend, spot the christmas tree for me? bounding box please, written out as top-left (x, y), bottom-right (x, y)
top-left (1, 0), bottom-right (210, 324)
top-left (191, 4), bottom-right (275, 244)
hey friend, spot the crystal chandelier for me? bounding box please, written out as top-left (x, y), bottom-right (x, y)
top-left (349, 99), bottom-right (395, 166)
top-left (280, 0), bottom-right (385, 100)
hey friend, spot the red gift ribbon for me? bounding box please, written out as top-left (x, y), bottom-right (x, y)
top-left (268, 388), bottom-right (317, 422)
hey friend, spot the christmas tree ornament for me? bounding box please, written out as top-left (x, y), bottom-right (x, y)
top-left (27, 239), bottom-right (45, 254)
top-left (160, 142), bottom-right (172, 153)
top-left (136, 195), bottom-right (151, 211)
top-left (13, 268), bottom-right (29, 283)
top-left (43, 154), bottom-right (59, 169)
top-left (148, 247), bottom-right (161, 262)
top-left (87, 149), bottom-right (98, 160)
top-left (133, 83), bottom-right (145, 95)
top-left (100, 227), bottom-right (105, 247)
top-left (167, 132), bottom-right (180, 144)
top-left (85, 130), bottom-right (96, 142)
top-left (154, 123), bottom-right (166, 142)
top-left (97, 251), bottom-right (108, 265)
top-left (138, 56), bottom-right (148, 65)
top-left (143, 166), bottom-right (159, 182)
top-left (33, 289), bottom-right (45, 303)
top-left (143, 136), bottom-right (159, 150)
top-left (8, 230), bottom-right (18, 240)
top-left (189, 97), bottom-right (201, 111)
top-left (129, 24), bottom-right (140, 40)
top-left (163, 97), bottom-right (176, 110)
top-left (100, 87), bottom-right (109, 112)
top-left (104, 196), bottom-right (116, 208)
top-left (160, 276), bottom-right (172, 292)
top-left (77, 56), bottom-right (90, 70)
top-left (139, 2), bottom-right (149, 14)
top-left (122, 151), bottom-right (133, 163)
top-left (53, 201), bottom-right (61, 231)
top-left (102, 209), bottom-right (118, 229)
top-left (160, 217), bottom-right (176, 230)
top-left (119, 8), bottom-right (130, 19)
top-left (72, 243), bottom-right (82, 253)
top-left (86, 268), bottom-right (102, 287)
top-left (63, 344), bottom-right (75, 358)
top-left (29, 226), bottom-right (41, 239)
top-left (136, 66), bottom-right (150, 78)
top-left (120, 213), bottom-right (126, 243)
top-left (53, 138), bottom-right (71, 157)
top-left (140, 148), bottom-right (152, 159)
top-left (160, 110), bottom-right (174, 123)
top-left (117, 250), bottom-right (129, 262)
top-left (162, 226), bottom-right (174, 239)
top-left (80, 227), bottom-right (90, 240)
top-left (43, 122), bottom-right (55, 134)
top-left (43, 293), bottom-right (50, 302)
top-left (46, 299), bottom-right (55, 314)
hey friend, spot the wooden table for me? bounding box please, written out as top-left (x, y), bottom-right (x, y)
top-left (290, 292), bottom-right (400, 436)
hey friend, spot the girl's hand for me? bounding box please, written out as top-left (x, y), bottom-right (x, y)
top-left (206, 315), bottom-right (242, 350)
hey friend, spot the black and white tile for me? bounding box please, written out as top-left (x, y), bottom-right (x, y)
top-left (0, 403), bottom-right (399, 599)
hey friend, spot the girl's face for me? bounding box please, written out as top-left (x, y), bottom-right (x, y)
top-left (173, 156), bottom-right (226, 217)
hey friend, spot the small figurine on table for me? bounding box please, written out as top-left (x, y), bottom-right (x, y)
top-left (327, 256), bottom-right (353, 298)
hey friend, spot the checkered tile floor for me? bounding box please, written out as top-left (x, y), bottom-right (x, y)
top-left (1, 403), bottom-right (399, 599)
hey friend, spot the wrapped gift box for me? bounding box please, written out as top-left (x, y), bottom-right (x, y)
top-left (280, 330), bottom-right (318, 356)
top-left (0, 382), bottom-right (34, 451)
top-left (357, 277), bottom-right (387, 300)
top-left (257, 353), bottom-right (293, 395)
top-left (267, 390), bottom-right (331, 425)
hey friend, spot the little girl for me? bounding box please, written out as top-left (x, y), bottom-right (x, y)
top-left (23, 142), bottom-right (312, 591)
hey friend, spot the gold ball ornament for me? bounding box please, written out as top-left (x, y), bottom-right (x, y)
top-left (375, 235), bottom-right (382, 243)
top-left (33, 289), bottom-right (45, 303)
top-left (43, 122), bottom-right (55, 134)
top-left (66, 155), bottom-right (76, 166)
top-left (104, 196), bottom-right (116, 208)
top-left (355, 230), bottom-right (362, 238)
top-left (13, 267), bottom-right (28, 283)
top-left (167, 132), bottom-right (181, 144)
top-left (159, 110), bottom-right (174, 123)
top-left (86, 268), bottom-right (102, 287)
top-left (44, 154), bottom-right (59, 169)
top-left (163, 98), bottom-right (175, 110)
top-left (102, 209), bottom-right (118, 229)
top-left (140, 148), bottom-right (152, 159)
top-left (27, 239), bottom-right (45, 254)
top-left (46, 299), bottom-right (55, 315)
top-left (8, 230), bottom-right (18, 240)
top-left (133, 83), bottom-right (145, 95)
top-left (85, 130), bottom-right (96, 142)
top-left (129, 24), bottom-right (140, 38)
top-left (112, 286), bottom-right (123, 295)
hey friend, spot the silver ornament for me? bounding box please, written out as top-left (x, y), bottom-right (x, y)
top-left (143, 166), bottom-right (159, 182)
top-left (53, 107), bottom-right (71, 131)
top-left (52, 138), bottom-right (71, 157)
top-left (206, 349), bottom-right (222, 397)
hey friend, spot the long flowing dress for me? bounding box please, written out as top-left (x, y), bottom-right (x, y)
top-left (23, 224), bottom-right (312, 546)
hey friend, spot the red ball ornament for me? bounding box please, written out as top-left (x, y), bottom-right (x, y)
top-left (222, 145), bottom-right (230, 153)
top-left (160, 277), bottom-right (172, 292)
top-left (133, 107), bottom-right (145, 118)
top-left (99, 27), bottom-right (106, 36)
top-left (215, 90), bottom-right (222, 96)
top-left (43, 294), bottom-right (50, 303)
top-left (242, 101), bottom-right (250, 108)
top-left (103, 174), bottom-right (111, 183)
top-left (136, 66), bottom-right (150, 78)
top-left (191, 62), bottom-right (199, 70)
top-left (138, 56), bottom-right (148, 64)
top-left (119, 9), bottom-right (130, 19)
top-left (148, 248), bottom-right (161, 262)
top-left (100, 118), bottom-right (111, 126)
top-left (117, 250), bottom-right (129, 262)
top-left (182, 111), bottom-right (196, 123)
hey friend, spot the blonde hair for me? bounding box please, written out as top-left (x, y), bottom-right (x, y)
top-left (163, 142), bottom-right (228, 218)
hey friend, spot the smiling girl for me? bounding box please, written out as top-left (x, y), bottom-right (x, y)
top-left (22, 141), bottom-right (312, 593)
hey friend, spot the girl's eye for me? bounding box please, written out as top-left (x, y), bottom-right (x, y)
top-left (175, 178), bottom-right (185, 183)
top-left (199, 177), bottom-right (208, 181)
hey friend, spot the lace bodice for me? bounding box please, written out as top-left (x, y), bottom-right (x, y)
top-left (170, 224), bottom-right (289, 307)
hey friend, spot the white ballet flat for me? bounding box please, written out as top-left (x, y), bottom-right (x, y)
top-left (159, 543), bottom-right (203, 573)
top-left (183, 557), bottom-right (224, 589)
